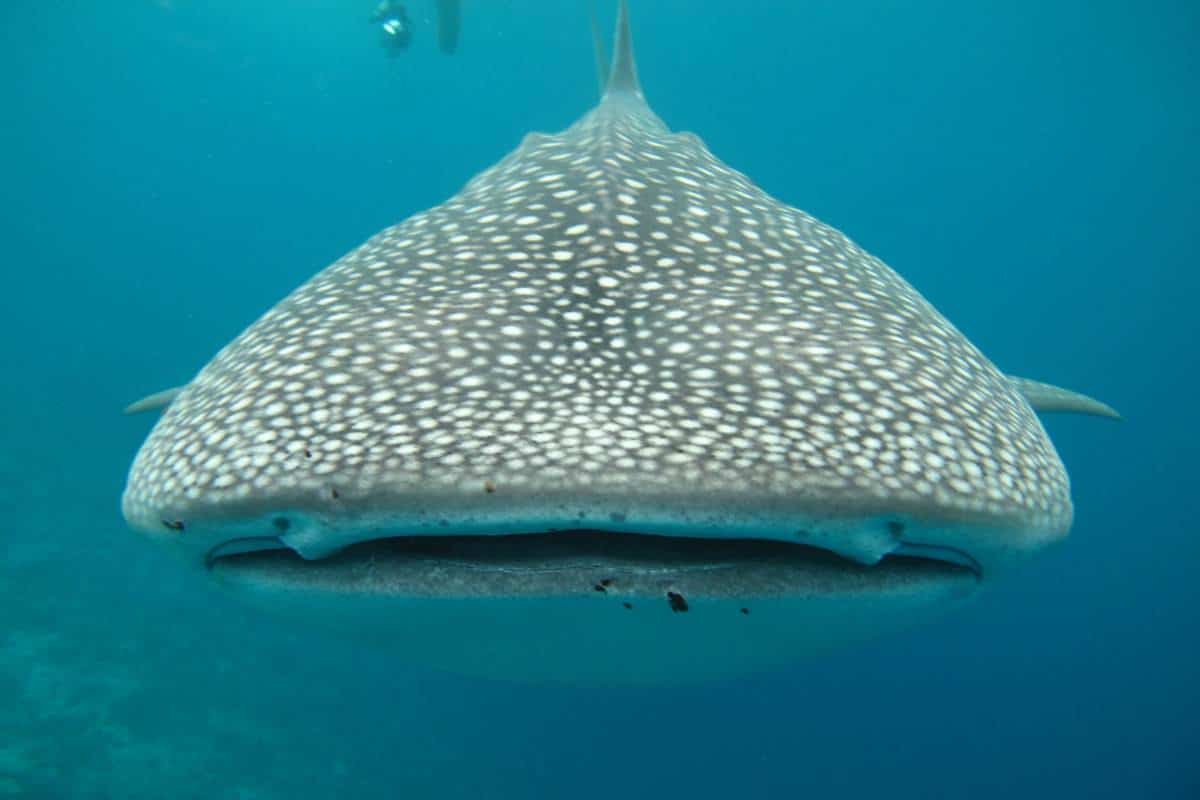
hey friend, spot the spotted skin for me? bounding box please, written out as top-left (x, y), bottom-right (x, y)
top-left (122, 17), bottom-right (1071, 556)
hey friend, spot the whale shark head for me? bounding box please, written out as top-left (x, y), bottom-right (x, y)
top-left (121, 2), bottom-right (1105, 682)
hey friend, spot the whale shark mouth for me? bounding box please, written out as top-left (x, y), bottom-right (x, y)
top-left (203, 531), bottom-right (981, 599)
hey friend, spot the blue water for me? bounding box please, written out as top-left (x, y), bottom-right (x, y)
top-left (2, 0), bottom-right (1197, 797)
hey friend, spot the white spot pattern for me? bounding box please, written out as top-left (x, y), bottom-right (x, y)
top-left (123, 95), bottom-right (1071, 535)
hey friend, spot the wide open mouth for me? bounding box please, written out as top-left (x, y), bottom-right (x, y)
top-left (205, 530), bottom-right (981, 601)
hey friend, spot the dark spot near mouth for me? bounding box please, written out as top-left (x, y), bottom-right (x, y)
top-left (483, 480), bottom-right (496, 494)
top-left (600, 578), bottom-right (613, 587)
top-left (888, 520), bottom-right (905, 537)
top-left (330, 487), bottom-right (340, 500)
top-left (273, 517), bottom-right (290, 532)
top-left (609, 512), bottom-right (627, 523)
top-left (304, 449), bottom-right (312, 459)
top-left (161, 519), bottom-right (184, 532)
top-left (740, 607), bottom-right (750, 615)
top-left (593, 583), bottom-right (607, 593)
top-left (622, 602), bottom-right (633, 610)
top-left (667, 591), bottom-right (688, 613)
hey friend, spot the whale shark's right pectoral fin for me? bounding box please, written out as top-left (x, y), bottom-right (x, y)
top-left (123, 386), bottom-right (185, 416)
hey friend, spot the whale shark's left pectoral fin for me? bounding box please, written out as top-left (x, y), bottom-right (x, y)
top-left (1008, 375), bottom-right (1121, 420)
top-left (123, 386), bottom-right (185, 416)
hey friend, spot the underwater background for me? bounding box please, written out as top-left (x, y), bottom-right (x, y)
top-left (1, 0), bottom-right (1197, 797)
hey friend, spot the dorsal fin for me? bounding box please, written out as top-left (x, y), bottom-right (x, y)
top-left (603, 0), bottom-right (642, 99)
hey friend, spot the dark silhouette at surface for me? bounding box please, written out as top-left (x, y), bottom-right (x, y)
top-left (370, 0), bottom-right (413, 57)
top-left (370, 0), bottom-right (460, 56)
top-left (436, 0), bottom-right (461, 53)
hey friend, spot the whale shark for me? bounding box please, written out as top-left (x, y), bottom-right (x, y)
top-left (122, 2), bottom-right (1116, 682)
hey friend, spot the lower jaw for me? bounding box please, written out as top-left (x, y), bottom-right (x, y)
top-left (205, 529), bottom-right (980, 599)
top-left (206, 534), bottom-right (984, 686)
top-left (201, 530), bottom-right (981, 683)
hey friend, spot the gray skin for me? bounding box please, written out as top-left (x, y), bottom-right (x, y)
top-left (121, 1), bottom-right (1115, 682)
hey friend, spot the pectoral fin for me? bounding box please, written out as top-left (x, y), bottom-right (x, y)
top-left (123, 386), bottom-right (185, 416)
top-left (1008, 376), bottom-right (1120, 420)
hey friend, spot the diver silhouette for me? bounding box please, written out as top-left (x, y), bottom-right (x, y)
top-left (370, 0), bottom-right (460, 56)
